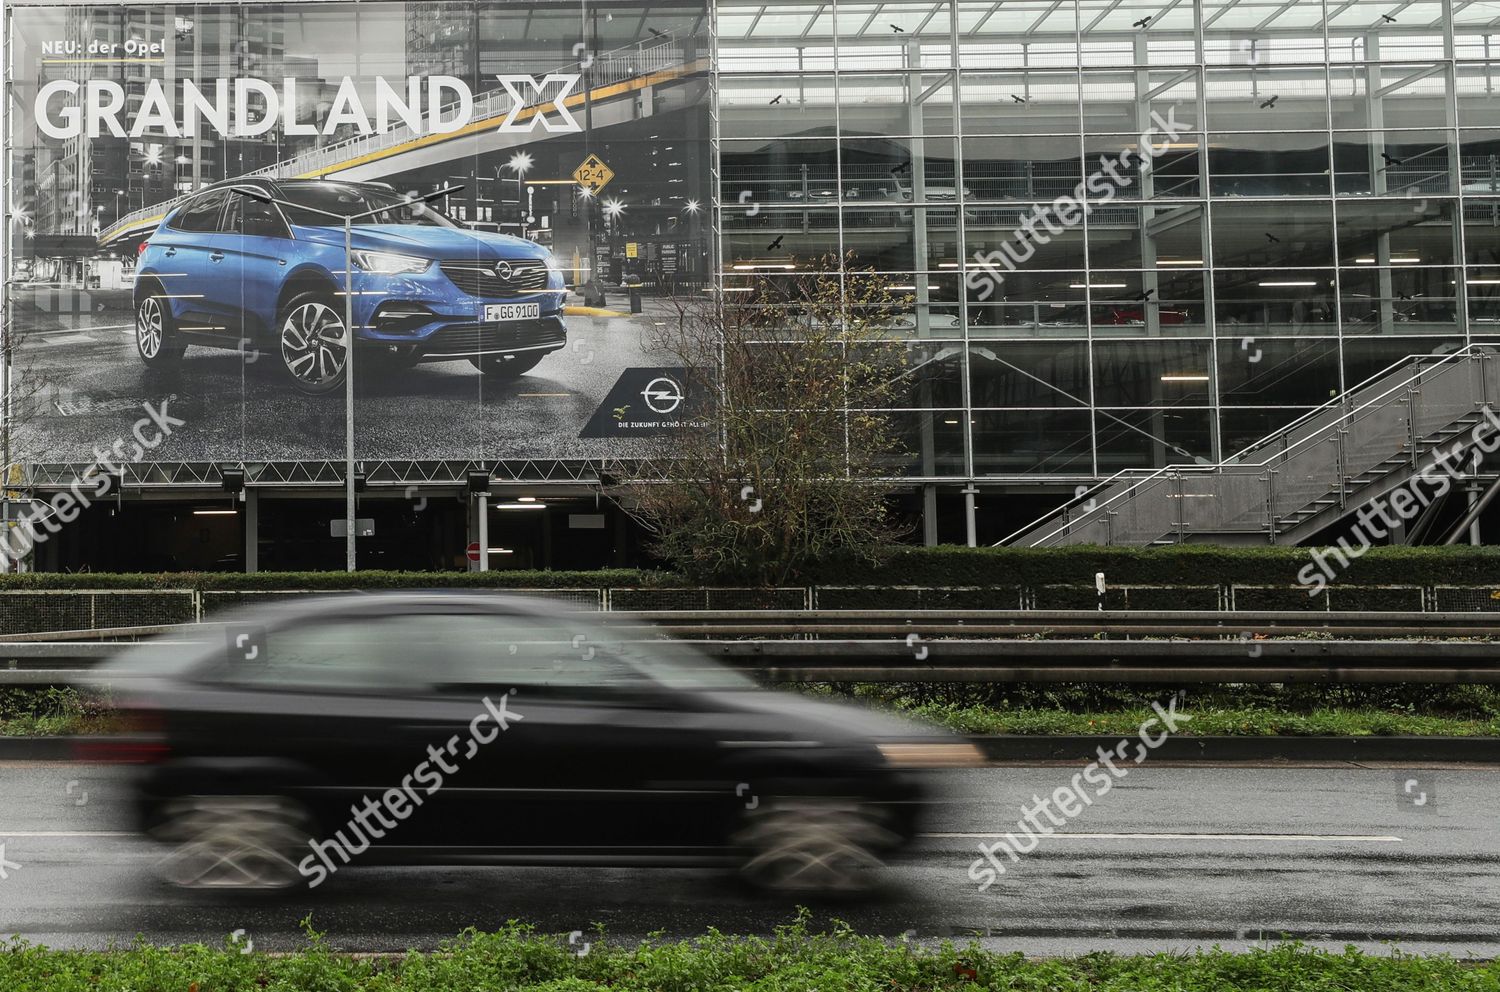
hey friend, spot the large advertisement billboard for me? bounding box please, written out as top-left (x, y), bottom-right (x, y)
top-left (4, 0), bottom-right (712, 468)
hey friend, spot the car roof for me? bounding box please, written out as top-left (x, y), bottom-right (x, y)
top-left (215, 590), bottom-right (589, 627)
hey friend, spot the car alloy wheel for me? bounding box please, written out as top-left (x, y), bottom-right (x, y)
top-left (153, 795), bottom-right (312, 889)
top-left (280, 301), bottom-right (348, 391)
top-left (732, 797), bottom-right (896, 893)
top-left (137, 296), bottom-right (165, 358)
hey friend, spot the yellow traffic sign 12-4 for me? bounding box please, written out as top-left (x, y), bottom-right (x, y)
top-left (573, 154), bottom-right (615, 193)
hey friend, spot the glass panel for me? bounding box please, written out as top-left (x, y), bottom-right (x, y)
top-left (719, 73), bottom-right (837, 138)
top-left (969, 340), bottom-right (1092, 407)
top-left (1095, 407), bottom-right (1214, 470)
top-left (1327, 3), bottom-right (1447, 64)
top-left (1221, 407), bottom-right (1316, 456)
top-left (1328, 62), bottom-right (1452, 131)
top-left (1078, 0), bottom-right (1197, 69)
top-left (973, 410), bottom-right (1094, 475)
top-left (964, 271), bottom-right (1091, 335)
top-left (964, 134), bottom-right (1084, 202)
top-left (1456, 65), bottom-right (1500, 128)
top-left (1212, 269), bottom-right (1340, 332)
top-left (1204, 66), bottom-right (1331, 130)
top-left (838, 72), bottom-right (958, 136)
top-left (1336, 199), bottom-right (1456, 267)
top-left (1211, 202), bottom-right (1336, 267)
top-left (1088, 204), bottom-right (1206, 270)
top-left (1338, 266), bottom-right (1462, 335)
top-left (1344, 267), bottom-right (1458, 336)
top-left (959, 70), bottom-right (1082, 135)
top-left (1202, 1), bottom-right (1328, 66)
top-left (956, 1), bottom-right (1079, 68)
top-left (1080, 69), bottom-right (1202, 132)
top-left (1332, 131), bottom-right (1456, 197)
top-left (1092, 339), bottom-right (1213, 406)
top-left (1207, 132), bottom-right (1332, 196)
top-left (1216, 336), bottom-right (1341, 406)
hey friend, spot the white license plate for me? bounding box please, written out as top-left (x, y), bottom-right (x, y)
top-left (483, 303), bottom-right (540, 322)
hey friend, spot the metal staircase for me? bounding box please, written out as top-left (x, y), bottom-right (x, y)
top-left (1002, 344), bottom-right (1500, 547)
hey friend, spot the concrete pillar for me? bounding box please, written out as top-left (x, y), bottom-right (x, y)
top-left (922, 484), bottom-right (939, 546)
top-left (963, 485), bottom-right (977, 547)
top-left (243, 489), bottom-right (258, 573)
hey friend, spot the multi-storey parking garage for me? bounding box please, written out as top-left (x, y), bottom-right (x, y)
top-left (4, 0), bottom-right (1500, 568)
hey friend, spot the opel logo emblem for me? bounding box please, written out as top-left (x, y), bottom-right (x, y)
top-left (494, 260), bottom-right (513, 280)
top-left (643, 376), bottom-right (685, 414)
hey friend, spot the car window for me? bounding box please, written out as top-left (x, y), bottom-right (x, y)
top-left (401, 612), bottom-right (651, 695)
top-left (277, 183), bottom-right (457, 228)
top-left (233, 192), bottom-right (290, 239)
top-left (171, 190), bottom-right (228, 232)
top-left (215, 615), bottom-right (427, 692)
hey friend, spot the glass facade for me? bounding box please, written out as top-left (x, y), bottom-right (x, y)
top-left (715, 0), bottom-right (1494, 489)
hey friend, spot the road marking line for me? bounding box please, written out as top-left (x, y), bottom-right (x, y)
top-left (923, 832), bottom-right (1402, 842)
top-left (0, 831), bottom-right (133, 837)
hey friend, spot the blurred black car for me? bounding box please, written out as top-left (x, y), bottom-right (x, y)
top-left (95, 593), bottom-right (980, 894)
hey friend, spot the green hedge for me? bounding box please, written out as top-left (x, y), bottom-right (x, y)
top-left (4, 545), bottom-right (1500, 590)
top-left (0, 568), bottom-right (671, 591)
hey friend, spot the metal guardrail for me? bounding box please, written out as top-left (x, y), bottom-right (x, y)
top-left (5, 608), bottom-right (1500, 685)
top-left (5, 584), bottom-right (1500, 640)
top-left (7, 639), bottom-right (1499, 685)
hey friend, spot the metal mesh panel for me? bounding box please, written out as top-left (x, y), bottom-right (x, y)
top-left (0, 590), bottom-right (195, 635)
top-left (1030, 585), bottom-right (1219, 610)
top-left (201, 590), bottom-right (322, 617)
top-left (1432, 586), bottom-right (1500, 612)
top-left (814, 587), bottom-right (1024, 610)
top-left (488, 589), bottom-right (603, 611)
top-left (704, 588), bottom-right (806, 610)
top-left (1230, 585), bottom-right (1330, 612)
top-left (1327, 586), bottom-right (1425, 612)
top-left (609, 588), bottom-right (804, 611)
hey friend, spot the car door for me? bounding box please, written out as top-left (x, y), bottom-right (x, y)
top-left (204, 611), bottom-right (457, 859)
top-left (395, 609), bottom-right (731, 858)
top-left (222, 189), bottom-right (295, 343)
top-left (159, 189), bottom-right (231, 330)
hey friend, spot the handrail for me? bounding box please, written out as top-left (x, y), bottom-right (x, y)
top-left (999, 342), bottom-right (1495, 547)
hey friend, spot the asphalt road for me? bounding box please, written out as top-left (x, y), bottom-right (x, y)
top-left (10, 287), bottom-right (667, 462)
top-left (1, 761), bottom-right (1495, 957)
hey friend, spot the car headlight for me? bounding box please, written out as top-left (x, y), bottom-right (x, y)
top-left (877, 742), bottom-right (988, 768)
top-left (544, 254), bottom-right (564, 275)
top-left (351, 250), bottom-right (429, 275)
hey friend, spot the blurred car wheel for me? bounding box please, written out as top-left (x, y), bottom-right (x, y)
top-left (153, 795), bottom-right (312, 890)
top-left (733, 797), bottom-right (896, 893)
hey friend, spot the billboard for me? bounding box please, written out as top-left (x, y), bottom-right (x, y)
top-left (3, 1), bottom-right (712, 469)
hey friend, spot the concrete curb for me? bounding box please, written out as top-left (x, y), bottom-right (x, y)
top-left (4, 734), bottom-right (1500, 764)
top-left (970, 734), bottom-right (1500, 763)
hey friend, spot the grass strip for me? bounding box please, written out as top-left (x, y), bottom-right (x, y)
top-left (814, 683), bottom-right (1500, 738)
top-left (3, 915), bottom-right (1497, 992)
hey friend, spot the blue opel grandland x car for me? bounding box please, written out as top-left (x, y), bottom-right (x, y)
top-left (134, 178), bottom-right (568, 394)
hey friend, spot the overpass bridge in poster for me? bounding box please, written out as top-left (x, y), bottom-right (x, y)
top-left (97, 36), bottom-right (705, 247)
